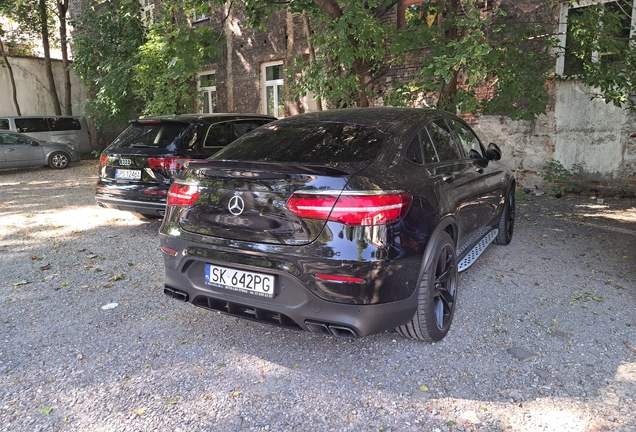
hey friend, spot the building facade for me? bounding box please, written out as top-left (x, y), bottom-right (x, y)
top-left (175, 0), bottom-right (636, 195)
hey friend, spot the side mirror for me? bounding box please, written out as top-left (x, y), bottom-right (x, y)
top-left (31, 140), bottom-right (40, 146)
top-left (485, 142), bottom-right (501, 161)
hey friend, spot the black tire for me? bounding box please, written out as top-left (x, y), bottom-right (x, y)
top-left (395, 231), bottom-right (458, 342)
top-left (494, 185), bottom-right (515, 245)
top-left (48, 151), bottom-right (70, 169)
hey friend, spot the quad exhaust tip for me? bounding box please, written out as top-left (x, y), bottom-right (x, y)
top-left (305, 321), bottom-right (358, 338)
top-left (164, 286), bottom-right (188, 302)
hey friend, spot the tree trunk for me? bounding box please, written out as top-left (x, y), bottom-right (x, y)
top-left (302, 13), bottom-right (322, 111)
top-left (437, 0), bottom-right (460, 110)
top-left (57, 0), bottom-right (72, 115)
top-left (313, 0), bottom-right (369, 107)
top-left (0, 34), bottom-right (21, 115)
top-left (40, 0), bottom-right (62, 115)
top-left (283, 10), bottom-right (303, 116)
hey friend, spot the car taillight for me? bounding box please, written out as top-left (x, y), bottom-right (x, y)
top-left (148, 157), bottom-right (191, 171)
top-left (286, 190), bottom-right (412, 226)
top-left (167, 183), bottom-right (199, 206)
top-left (99, 154), bottom-right (108, 167)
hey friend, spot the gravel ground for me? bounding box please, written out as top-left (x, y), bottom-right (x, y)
top-left (1, 160), bottom-right (635, 432)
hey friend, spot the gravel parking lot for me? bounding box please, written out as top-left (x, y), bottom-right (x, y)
top-left (1, 160), bottom-right (635, 432)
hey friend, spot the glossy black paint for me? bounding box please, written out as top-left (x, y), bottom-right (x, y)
top-left (159, 108), bottom-right (514, 337)
top-left (95, 114), bottom-right (275, 217)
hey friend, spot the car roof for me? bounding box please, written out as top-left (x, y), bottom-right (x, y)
top-left (131, 113), bottom-right (276, 124)
top-left (272, 107), bottom-right (456, 133)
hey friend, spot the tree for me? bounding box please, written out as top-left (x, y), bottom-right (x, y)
top-left (56, 0), bottom-right (72, 115)
top-left (72, 0), bottom-right (221, 133)
top-left (241, 0), bottom-right (556, 119)
top-left (0, 30), bottom-right (21, 115)
top-left (134, 0), bottom-right (221, 115)
top-left (72, 0), bottom-right (146, 129)
top-left (38, 0), bottom-right (62, 115)
top-left (560, 0), bottom-right (636, 111)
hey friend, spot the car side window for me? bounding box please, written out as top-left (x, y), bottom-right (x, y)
top-left (3, 133), bottom-right (31, 145)
top-left (450, 119), bottom-right (482, 158)
top-left (204, 122), bottom-right (234, 148)
top-left (0, 119), bottom-right (9, 130)
top-left (48, 117), bottom-right (81, 131)
top-left (425, 119), bottom-right (459, 162)
top-left (404, 133), bottom-right (423, 164)
top-left (233, 120), bottom-right (267, 138)
top-left (15, 118), bottom-right (48, 133)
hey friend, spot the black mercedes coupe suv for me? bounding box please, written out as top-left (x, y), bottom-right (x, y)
top-left (95, 113), bottom-right (275, 218)
top-left (159, 108), bottom-right (516, 342)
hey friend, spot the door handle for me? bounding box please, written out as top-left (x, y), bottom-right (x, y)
top-left (442, 173), bottom-right (454, 183)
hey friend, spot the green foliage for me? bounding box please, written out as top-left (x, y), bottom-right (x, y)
top-left (244, 0), bottom-right (555, 118)
top-left (72, 0), bottom-right (145, 129)
top-left (560, 0), bottom-right (636, 111)
top-left (72, 0), bottom-right (220, 131)
top-left (541, 159), bottom-right (586, 195)
top-left (515, 188), bottom-right (532, 202)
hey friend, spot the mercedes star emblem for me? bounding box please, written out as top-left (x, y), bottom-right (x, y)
top-left (228, 195), bottom-right (245, 216)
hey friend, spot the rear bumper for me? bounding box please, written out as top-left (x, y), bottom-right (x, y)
top-left (160, 235), bottom-right (422, 337)
top-left (162, 280), bottom-right (418, 338)
top-left (95, 195), bottom-right (166, 217)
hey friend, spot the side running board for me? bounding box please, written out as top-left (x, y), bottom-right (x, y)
top-left (458, 229), bottom-right (498, 272)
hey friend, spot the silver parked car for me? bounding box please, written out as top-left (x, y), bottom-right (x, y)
top-left (0, 130), bottom-right (80, 170)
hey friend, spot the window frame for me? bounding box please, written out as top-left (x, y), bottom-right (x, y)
top-left (139, 0), bottom-right (154, 25)
top-left (198, 71), bottom-right (217, 114)
top-left (261, 61), bottom-right (285, 118)
top-left (556, 0), bottom-right (636, 75)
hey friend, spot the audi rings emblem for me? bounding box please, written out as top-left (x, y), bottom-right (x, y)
top-left (228, 195), bottom-right (245, 216)
top-left (119, 158), bottom-right (132, 166)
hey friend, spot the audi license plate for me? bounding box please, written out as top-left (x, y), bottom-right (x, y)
top-left (204, 264), bottom-right (275, 298)
top-left (115, 169), bottom-right (141, 180)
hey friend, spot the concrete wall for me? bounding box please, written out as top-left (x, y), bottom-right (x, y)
top-left (0, 56), bottom-right (86, 116)
top-left (474, 81), bottom-right (636, 197)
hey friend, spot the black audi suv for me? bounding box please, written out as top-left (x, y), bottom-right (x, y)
top-left (95, 113), bottom-right (275, 218)
top-left (159, 108), bottom-right (516, 342)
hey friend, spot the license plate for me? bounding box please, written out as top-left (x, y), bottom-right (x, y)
top-left (115, 169), bottom-right (141, 180)
top-left (204, 264), bottom-right (275, 298)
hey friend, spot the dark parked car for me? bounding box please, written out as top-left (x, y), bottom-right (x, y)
top-left (159, 108), bottom-right (516, 342)
top-left (95, 113), bottom-right (275, 218)
top-left (0, 130), bottom-right (80, 170)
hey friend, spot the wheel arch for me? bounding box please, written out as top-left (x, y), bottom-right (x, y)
top-left (421, 215), bottom-right (457, 272)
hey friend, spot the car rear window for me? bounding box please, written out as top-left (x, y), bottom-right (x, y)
top-left (109, 122), bottom-right (191, 150)
top-left (214, 121), bottom-right (385, 164)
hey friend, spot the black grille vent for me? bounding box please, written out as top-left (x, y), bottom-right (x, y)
top-left (191, 295), bottom-right (302, 331)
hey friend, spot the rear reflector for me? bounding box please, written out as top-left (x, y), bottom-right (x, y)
top-left (143, 189), bottom-right (168, 196)
top-left (99, 154), bottom-right (108, 167)
top-left (287, 190), bottom-right (412, 226)
top-left (167, 183), bottom-right (199, 206)
top-left (148, 157), bottom-right (191, 171)
top-left (160, 246), bottom-right (179, 256)
top-left (315, 274), bottom-right (365, 284)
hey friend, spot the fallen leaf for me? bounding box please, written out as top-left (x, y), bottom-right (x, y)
top-left (38, 407), bottom-right (52, 415)
top-left (13, 280), bottom-right (29, 287)
top-left (77, 354), bottom-right (83, 360)
top-left (230, 391), bottom-right (242, 398)
top-left (30, 255), bottom-right (38, 260)
top-left (135, 408), bottom-right (146, 416)
top-left (419, 385), bottom-right (429, 392)
top-left (111, 274), bottom-right (125, 281)
top-left (40, 263), bottom-right (51, 271)
top-left (61, 282), bottom-right (69, 287)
